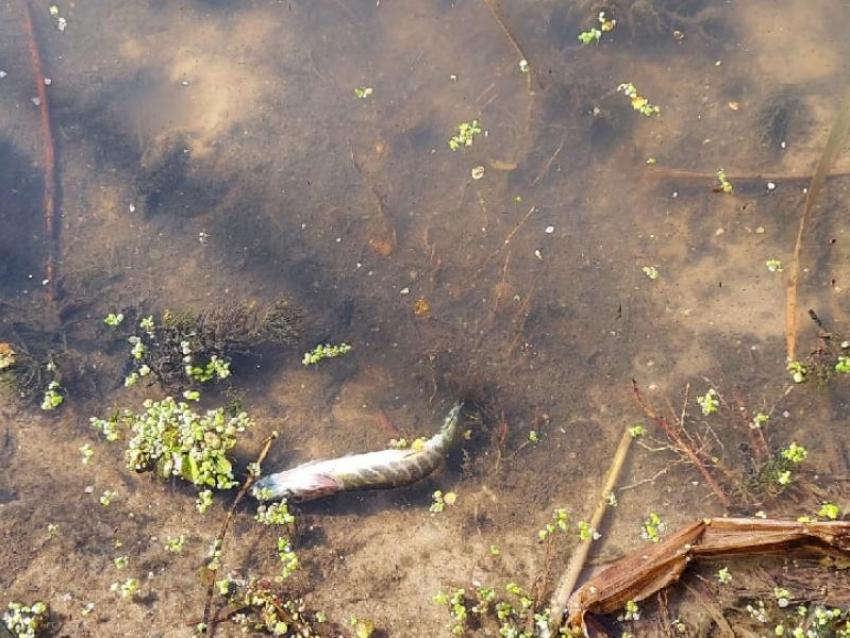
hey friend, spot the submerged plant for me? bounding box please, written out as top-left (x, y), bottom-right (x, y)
top-left (302, 343), bottom-right (352, 366)
top-left (91, 397), bottom-right (252, 510)
top-left (213, 576), bottom-right (327, 636)
top-left (3, 601), bottom-right (48, 638)
top-left (40, 380), bottom-right (64, 411)
top-left (578, 11), bottom-right (616, 44)
top-left (117, 300), bottom-right (302, 390)
top-left (716, 168), bottom-right (734, 194)
top-left (448, 120), bottom-right (482, 151)
top-left (617, 83), bottom-right (660, 117)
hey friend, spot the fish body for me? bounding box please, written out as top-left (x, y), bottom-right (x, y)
top-left (253, 401), bottom-right (462, 502)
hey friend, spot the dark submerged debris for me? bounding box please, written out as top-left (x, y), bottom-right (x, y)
top-left (125, 299), bottom-right (303, 390)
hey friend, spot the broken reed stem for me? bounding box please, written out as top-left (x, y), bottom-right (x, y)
top-left (647, 166), bottom-right (850, 185)
top-left (204, 432), bottom-right (279, 637)
top-left (19, 0), bottom-right (59, 300)
top-left (632, 380), bottom-right (732, 508)
top-left (548, 421), bottom-right (635, 631)
top-left (786, 87), bottom-right (850, 362)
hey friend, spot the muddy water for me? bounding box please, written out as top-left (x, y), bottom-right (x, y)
top-left (2, 0), bottom-right (850, 636)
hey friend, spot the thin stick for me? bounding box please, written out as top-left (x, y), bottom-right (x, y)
top-left (203, 432), bottom-right (279, 637)
top-left (19, 0), bottom-right (58, 299)
top-left (632, 381), bottom-right (731, 508)
top-left (647, 167), bottom-right (850, 185)
top-left (786, 87), bottom-right (850, 361)
top-left (482, 0), bottom-right (538, 90)
top-left (548, 421), bottom-right (635, 631)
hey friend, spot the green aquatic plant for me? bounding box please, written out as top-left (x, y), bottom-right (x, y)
top-left (430, 490), bottom-right (457, 514)
top-left (537, 507), bottom-right (569, 541)
top-left (109, 578), bottom-right (138, 599)
top-left (40, 380), bottom-right (64, 411)
top-left (717, 567), bottom-right (732, 584)
top-left (165, 534), bottom-right (186, 553)
top-left (617, 83), bottom-right (660, 117)
top-left (578, 11), bottom-right (616, 45)
top-left (448, 120), bottom-right (482, 151)
top-left (90, 397), bottom-right (252, 511)
top-left (577, 520), bottom-right (600, 541)
top-left (275, 536), bottom-right (299, 582)
top-left (255, 501), bottom-right (296, 527)
top-left (99, 490), bottom-right (117, 506)
top-left (642, 265), bottom-right (659, 280)
top-left (213, 576), bottom-right (326, 636)
top-left (623, 600), bottom-right (641, 621)
top-left (696, 388), bottom-right (718, 416)
top-left (640, 512), bottom-right (665, 543)
top-left (353, 86), bottom-right (373, 99)
top-left (103, 312), bottom-right (124, 327)
top-left (3, 601), bottom-right (48, 638)
top-left (787, 360), bottom-right (807, 384)
top-left (766, 258), bottom-right (783, 273)
top-left (755, 442), bottom-right (808, 491)
top-left (716, 168), bottom-right (734, 194)
top-left (302, 343), bottom-right (352, 366)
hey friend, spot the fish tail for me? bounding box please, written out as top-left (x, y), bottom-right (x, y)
top-left (426, 401), bottom-right (462, 458)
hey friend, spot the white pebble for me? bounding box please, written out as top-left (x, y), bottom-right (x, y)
top-left (766, 182), bottom-right (776, 191)
top-left (544, 226), bottom-right (554, 234)
top-left (400, 287), bottom-right (410, 295)
top-left (44, 78), bottom-right (52, 86)
top-left (0, 71), bottom-right (7, 79)
top-left (31, 97), bottom-right (41, 106)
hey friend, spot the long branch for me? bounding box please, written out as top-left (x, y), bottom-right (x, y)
top-left (548, 421), bottom-right (634, 630)
top-left (204, 432), bottom-right (278, 637)
top-left (19, 0), bottom-right (59, 300)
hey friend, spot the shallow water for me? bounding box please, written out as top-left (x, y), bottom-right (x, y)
top-left (2, 0), bottom-right (850, 636)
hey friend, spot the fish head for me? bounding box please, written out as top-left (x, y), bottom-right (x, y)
top-left (252, 467), bottom-right (340, 503)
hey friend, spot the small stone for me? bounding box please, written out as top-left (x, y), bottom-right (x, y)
top-left (471, 165), bottom-right (485, 180)
top-left (0, 71), bottom-right (7, 79)
top-left (44, 78), bottom-right (52, 86)
top-left (715, 228), bottom-right (724, 236)
top-left (31, 97), bottom-right (41, 106)
top-left (544, 226), bottom-right (555, 234)
top-left (181, 79), bottom-right (190, 86)
top-left (766, 182), bottom-right (776, 191)
top-left (129, 203), bottom-right (136, 212)
top-left (399, 287), bottom-right (410, 295)
top-left (755, 226), bottom-right (765, 234)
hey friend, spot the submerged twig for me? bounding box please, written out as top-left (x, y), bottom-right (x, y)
top-left (548, 422), bottom-right (634, 631)
top-left (632, 381), bottom-right (731, 508)
top-left (647, 166), bottom-right (850, 185)
top-left (203, 432), bottom-right (278, 637)
top-left (481, 0), bottom-right (539, 90)
top-left (786, 87), bottom-right (850, 361)
top-left (19, 0), bottom-right (59, 300)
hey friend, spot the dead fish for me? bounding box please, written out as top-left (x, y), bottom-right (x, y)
top-left (252, 402), bottom-right (463, 503)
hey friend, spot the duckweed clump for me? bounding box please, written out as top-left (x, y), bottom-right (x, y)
top-left (212, 577), bottom-right (330, 637)
top-left (91, 397), bottom-right (251, 511)
top-left (3, 601), bottom-right (48, 638)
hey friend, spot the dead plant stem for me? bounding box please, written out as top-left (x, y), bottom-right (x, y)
top-left (548, 420), bottom-right (635, 631)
